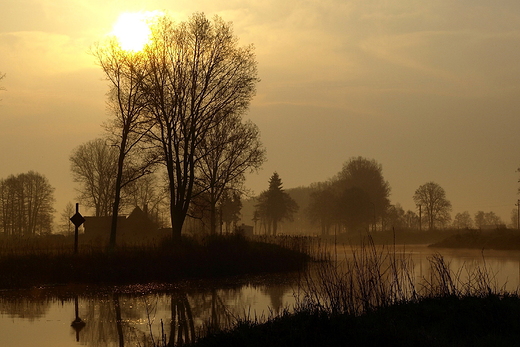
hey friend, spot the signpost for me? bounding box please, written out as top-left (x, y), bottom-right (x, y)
top-left (70, 203), bottom-right (85, 254)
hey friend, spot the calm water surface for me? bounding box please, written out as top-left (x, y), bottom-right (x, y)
top-left (1, 245), bottom-right (519, 346)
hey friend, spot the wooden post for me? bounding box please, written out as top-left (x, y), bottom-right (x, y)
top-left (70, 203), bottom-right (85, 255)
top-left (74, 203), bottom-right (79, 254)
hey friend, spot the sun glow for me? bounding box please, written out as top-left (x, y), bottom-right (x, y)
top-left (111, 11), bottom-right (160, 51)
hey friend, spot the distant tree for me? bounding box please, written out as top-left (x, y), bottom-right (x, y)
top-left (70, 138), bottom-right (118, 217)
top-left (220, 190), bottom-right (242, 233)
top-left (484, 211), bottom-right (503, 227)
top-left (338, 186), bottom-right (372, 232)
top-left (0, 171), bottom-right (55, 236)
top-left (413, 182), bottom-right (452, 230)
top-left (255, 172), bottom-right (299, 235)
top-left (307, 182), bottom-right (337, 236)
top-left (511, 208), bottom-right (519, 229)
top-left (403, 210), bottom-right (420, 229)
top-left (474, 211), bottom-right (503, 229)
top-left (452, 211), bottom-right (473, 229)
top-left (335, 157), bottom-right (391, 230)
top-left (59, 201), bottom-right (75, 235)
top-left (385, 204), bottom-right (406, 230)
top-left (474, 211), bottom-right (486, 229)
top-left (196, 115), bottom-right (265, 234)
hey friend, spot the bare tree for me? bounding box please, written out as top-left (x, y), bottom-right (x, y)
top-left (70, 138), bottom-right (119, 217)
top-left (93, 39), bottom-right (157, 249)
top-left (0, 171), bottom-right (55, 236)
top-left (474, 210), bottom-right (503, 229)
top-left (59, 201), bottom-right (75, 235)
top-left (142, 13), bottom-right (259, 243)
top-left (413, 182), bottom-right (452, 230)
top-left (196, 115), bottom-right (265, 234)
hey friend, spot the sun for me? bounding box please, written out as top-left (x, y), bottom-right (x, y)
top-left (110, 11), bottom-right (160, 52)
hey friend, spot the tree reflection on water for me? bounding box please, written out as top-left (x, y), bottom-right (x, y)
top-left (0, 279), bottom-right (295, 347)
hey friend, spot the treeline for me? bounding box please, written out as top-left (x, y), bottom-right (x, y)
top-left (243, 156), bottom-right (514, 236)
top-left (0, 171), bottom-right (55, 236)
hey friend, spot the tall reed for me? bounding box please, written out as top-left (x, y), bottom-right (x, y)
top-left (297, 236), bottom-right (510, 317)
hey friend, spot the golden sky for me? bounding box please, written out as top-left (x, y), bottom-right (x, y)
top-left (1, 0), bottom-right (520, 222)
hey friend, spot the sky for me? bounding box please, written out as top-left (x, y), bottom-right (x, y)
top-left (0, 0), bottom-right (519, 224)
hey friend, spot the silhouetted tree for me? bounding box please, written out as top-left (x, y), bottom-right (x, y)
top-left (70, 138), bottom-right (118, 217)
top-left (385, 203), bottom-right (406, 230)
top-left (142, 13), bottom-right (259, 244)
top-left (339, 186), bottom-right (372, 232)
top-left (59, 201), bottom-right (75, 235)
top-left (335, 157), bottom-right (391, 230)
top-left (93, 38), bottom-right (158, 249)
top-left (0, 171), bottom-right (55, 236)
top-left (413, 182), bottom-right (452, 230)
top-left (255, 172), bottom-right (299, 235)
top-left (307, 182), bottom-right (337, 235)
top-left (196, 115), bottom-right (265, 234)
top-left (220, 190), bottom-right (242, 233)
top-left (453, 211), bottom-right (473, 229)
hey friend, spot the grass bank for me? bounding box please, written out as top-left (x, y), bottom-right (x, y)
top-left (327, 228), bottom-right (460, 246)
top-left (430, 229), bottom-right (520, 250)
top-left (188, 238), bottom-right (520, 346)
top-left (0, 234), bottom-right (311, 289)
top-left (192, 295), bottom-right (520, 347)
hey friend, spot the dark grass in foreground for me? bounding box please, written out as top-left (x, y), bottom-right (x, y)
top-left (192, 294), bottom-right (520, 347)
top-left (188, 239), bottom-right (520, 347)
top-left (0, 235), bottom-right (310, 289)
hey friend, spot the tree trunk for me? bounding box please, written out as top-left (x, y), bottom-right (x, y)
top-left (109, 136), bottom-right (127, 251)
top-left (171, 209), bottom-right (183, 245)
top-left (209, 195), bottom-right (217, 235)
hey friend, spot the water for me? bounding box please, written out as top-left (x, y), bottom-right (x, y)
top-left (1, 245), bottom-right (519, 346)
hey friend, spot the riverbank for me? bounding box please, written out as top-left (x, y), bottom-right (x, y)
top-left (430, 229), bottom-right (520, 250)
top-left (192, 294), bottom-right (520, 347)
top-left (325, 229), bottom-right (460, 246)
top-left (189, 239), bottom-right (520, 346)
top-left (0, 234), bottom-right (311, 289)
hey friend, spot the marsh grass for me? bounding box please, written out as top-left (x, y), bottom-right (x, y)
top-left (191, 237), bottom-right (520, 346)
top-left (297, 237), bottom-right (509, 317)
top-left (0, 234), bottom-right (310, 289)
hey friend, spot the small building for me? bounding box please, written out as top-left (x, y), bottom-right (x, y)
top-left (83, 207), bottom-right (158, 244)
